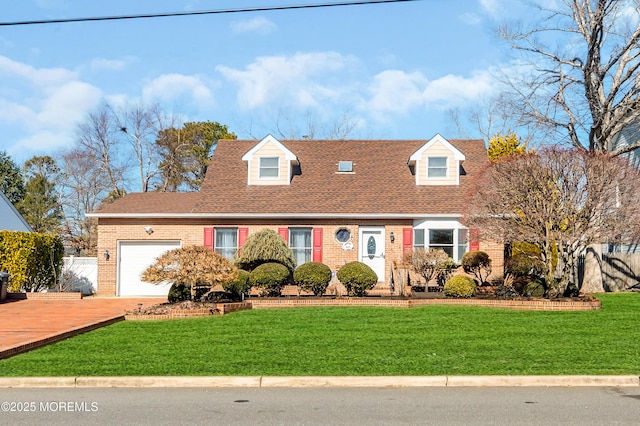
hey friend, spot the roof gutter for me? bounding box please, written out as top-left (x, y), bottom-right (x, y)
top-left (86, 212), bottom-right (463, 220)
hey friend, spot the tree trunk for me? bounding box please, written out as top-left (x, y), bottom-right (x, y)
top-left (581, 244), bottom-right (605, 293)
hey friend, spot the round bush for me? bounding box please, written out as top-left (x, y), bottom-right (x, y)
top-left (444, 275), bottom-right (476, 298)
top-left (461, 250), bottom-right (491, 284)
top-left (336, 261), bottom-right (378, 297)
top-left (249, 262), bottom-right (290, 297)
top-left (523, 279), bottom-right (546, 297)
top-left (294, 262), bottom-right (332, 296)
top-left (222, 269), bottom-right (251, 300)
top-left (168, 283), bottom-right (191, 303)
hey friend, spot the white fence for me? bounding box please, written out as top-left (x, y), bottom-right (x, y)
top-left (61, 256), bottom-right (98, 295)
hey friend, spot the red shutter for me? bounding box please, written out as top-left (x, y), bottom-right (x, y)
top-left (312, 228), bottom-right (323, 262)
top-left (204, 227), bottom-right (214, 250)
top-left (402, 228), bottom-right (413, 254)
top-left (278, 227), bottom-right (289, 243)
top-left (238, 228), bottom-right (249, 247)
top-left (469, 228), bottom-right (480, 251)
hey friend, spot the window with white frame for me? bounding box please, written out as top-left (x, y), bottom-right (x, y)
top-left (413, 228), bottom-right (468, 261)
top-left (215, 228), bottom-right (237, 260)
top-left (427, 157), bottom-right (447, 178)
top-left (289, 228), bottom-right (312, 266)
top-left (259, 157), bottom-right (279, 178)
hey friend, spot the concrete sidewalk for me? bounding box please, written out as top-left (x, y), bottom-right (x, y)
top-left (0, 297), bottom-right (164, 359)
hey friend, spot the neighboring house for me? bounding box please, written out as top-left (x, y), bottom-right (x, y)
top-left (0, 191), bottom-right (32, 232)
top-left (88, 134), bottom-right (503, 297)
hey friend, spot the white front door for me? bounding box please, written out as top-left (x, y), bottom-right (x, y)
top-left (359, 226), bottom-right (385, 282)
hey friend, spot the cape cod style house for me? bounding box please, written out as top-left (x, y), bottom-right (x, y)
top-left (88, 134), bottom-right (503, 297)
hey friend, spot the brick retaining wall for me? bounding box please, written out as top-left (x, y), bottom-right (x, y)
top-left (7, 292), bottom-right (83, 300)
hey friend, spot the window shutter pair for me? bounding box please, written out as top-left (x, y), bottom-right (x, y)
top-left (203, 227), bottom-right (248, 250)
top-left (278, 227), bottom-right (323, 262)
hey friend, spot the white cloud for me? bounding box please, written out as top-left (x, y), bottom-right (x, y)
top-left (37, 81), bottom-right (102, 129)
top-left (0, 54), bottom-right (77, 86)
top-left (142, 73), bottom-right (214, 105)
top-left (479, 0), bottom-right (500, 17)
top-left (230, 16), bottom-right (277, 35)
top-left (365, 69), bottom-right (496, 116)
top-left (460, 12), bottom-right (482, 25)
top-left (217, 52), bottom-right (357, 109)
top-left (89, 57), bottom-right (134, 72)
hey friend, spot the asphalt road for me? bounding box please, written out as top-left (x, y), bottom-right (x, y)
top-left (1, 387), bottom-right (639, 425)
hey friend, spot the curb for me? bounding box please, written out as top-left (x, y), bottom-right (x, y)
top-left (0, 376), bottom-right (637, 388)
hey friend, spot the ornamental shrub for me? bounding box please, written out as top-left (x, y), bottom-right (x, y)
top-left (444, 275), bottom-right (476, 298)
top-left (222, 269), bottom-right (251, 301)
top-left (235, 229), bottom-right (296, 272)
top-left (168, 283), bottom-right (191, 303)
top-left (461, 251), bottom-right (492, 284)
top-left (505, 253), bottom-right (545, 278)
top-left (249, 262), bottom-right (290, 297)
top-left (293, 262), bottom-right (332, 296)
top-left (0, 230), bottom-right (64, 292)
top-left (523, 279), bottom-right (546, 297)
top-left (141, 245), bottom-right (238, 301)
top-left (336, 261), bottom-right (378, 297)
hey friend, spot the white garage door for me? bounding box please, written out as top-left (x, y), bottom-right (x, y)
top-left (118, 241), bottom-right (181, 297)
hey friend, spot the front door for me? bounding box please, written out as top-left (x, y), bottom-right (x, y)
top-left (359, 226), bottom-right (385, 282)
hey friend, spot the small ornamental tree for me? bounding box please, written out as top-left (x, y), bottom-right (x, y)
top-left (294, 262), bottom-right (332, 296)
top-left (141, 246), bottom-right (238, 301)
top-left (336, 261), bottom-right (378, 296)
top-left (404, 248), bottom-right (451, 286)
top-left (234, 229), bottom-right (296, 272)
top-left (461, 251), bottom-right (492, 285)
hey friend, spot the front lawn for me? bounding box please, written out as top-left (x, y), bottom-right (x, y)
top-left (0, 294), bottom-right (638, 376)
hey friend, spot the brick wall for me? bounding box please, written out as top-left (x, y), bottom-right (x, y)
top-left (97, 217), bottom-right (503, 296)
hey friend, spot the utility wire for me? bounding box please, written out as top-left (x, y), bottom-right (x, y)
top-left (0, 0), bottom-right (423, 27)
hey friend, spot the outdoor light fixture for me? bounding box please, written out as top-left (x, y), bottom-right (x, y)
top-left (144, 226), bottom-right (153, 235)
top-left (103, 250), bottom-right (110, 261)
top-left (390, 232), bottom-right (395, 243)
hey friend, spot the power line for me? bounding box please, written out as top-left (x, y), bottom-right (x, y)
top-left (0, 0), bottom-right (423, 27)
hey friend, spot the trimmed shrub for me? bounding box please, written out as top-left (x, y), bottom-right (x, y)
top-left (336, 261), bottom-right (378, 297)
top-left (222, 269), bottom-right (251, 301)
top-left (461, 251), bottom-right (492, 284)
top-left (168, 283), bottom-right (191, 303)
top-left (523, 279), bottom-right (546, 297)
top-left (0, 230), bottom-right (64, 292)
top-left (294, 262), bottom-right (332, 296)
top-left (235, 229), bottom-right (296, 272)
top-left (249, 262), bottom-right (290, 297)
top-left (444, 275), bottom-right (476, 298)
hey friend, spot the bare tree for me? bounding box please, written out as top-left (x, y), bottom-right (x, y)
top-left (499, 0), bottom-right (640, 154)
top-left (75, 102), bottom-right (127, 198)
top-left (464, 148), bottom-right (640, 296)
top-left (58, 149), bottom-right (109, 255)
top-left (115, 103), bottom-right (163, 192)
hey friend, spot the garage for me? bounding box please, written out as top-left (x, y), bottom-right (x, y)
top-left (117, 240), bottom-right (181, 297)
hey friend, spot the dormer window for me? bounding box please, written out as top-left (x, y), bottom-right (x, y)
top-left (259, 157), bottom-right (279, 178)
top-left (338, 161), bottom-right (353, 173)
top-left (427, 157), bottom-right (447, 178)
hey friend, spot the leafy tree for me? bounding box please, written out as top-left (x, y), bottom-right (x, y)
top-left (464, 147), bottom-right (640, 296)
top-left (0, 151), bottom-right (25, 205)
top-left (234, 229), bottom-right (296, 272)
top-left (141, 245), bottom-right (238, 301)
top-left (487, 133), bottom-right (528, 162)
top-left (16, 156), bottom-right (63, 234)
top-left (156, 121), bottom-right (237, 191)
top-left (461, 251), bottom-right (492, 285)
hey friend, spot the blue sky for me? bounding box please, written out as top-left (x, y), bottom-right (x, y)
top-left (0, 0), bottom-right (524, 164)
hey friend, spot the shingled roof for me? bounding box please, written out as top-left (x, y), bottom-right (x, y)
top-left (90, 138), bottom-right (487, 218)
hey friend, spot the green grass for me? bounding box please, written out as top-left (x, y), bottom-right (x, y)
top-left (1, 293), bottom-right (639, 376)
